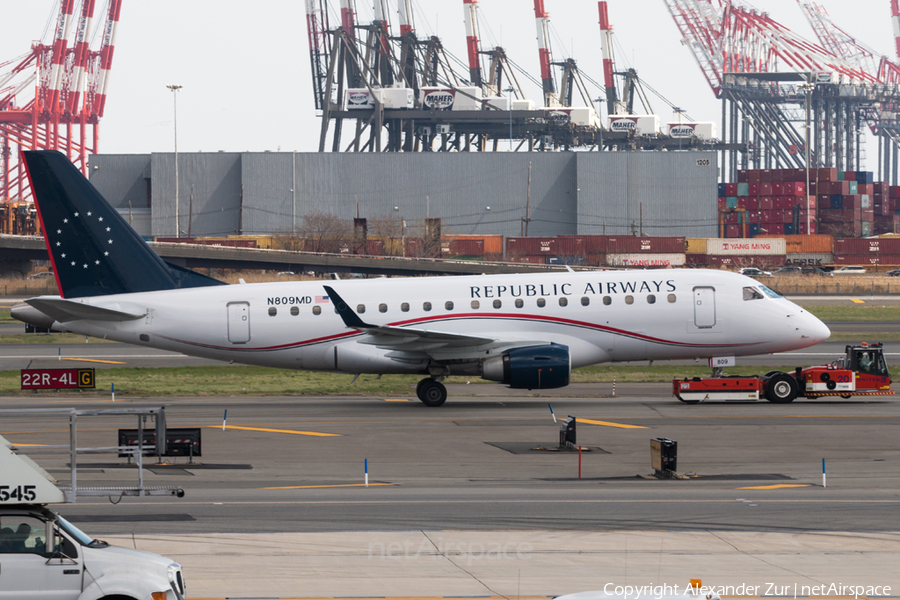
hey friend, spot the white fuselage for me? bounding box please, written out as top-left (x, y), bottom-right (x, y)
top-left (43, 269), bottom-right (830, 377)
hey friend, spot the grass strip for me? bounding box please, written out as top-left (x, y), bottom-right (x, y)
top-left (803, 305), bottom-right (900, 322)
top-left (0, 364), bottom-right (816, 397)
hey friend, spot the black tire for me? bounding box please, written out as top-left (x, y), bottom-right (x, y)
top-left (764, 370), bottom-right (781, 378)
top-left (418, 379), bottom-right (447, 407)
top-left (826, 380), bottom-right (837, 390)
top-left (820, 372), bottom-right (831, 382)
top-left (841, 394), bottom-right (852, 399)
top-left (677, 396), bottom-right (700, 404)
top-left (765, 373), bottom-right (798, 403)
top-left (415, 378), bottom-right (427, 397)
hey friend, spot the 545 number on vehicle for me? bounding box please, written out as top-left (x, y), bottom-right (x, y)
top-left (0, 484), bottom-right (38, 502)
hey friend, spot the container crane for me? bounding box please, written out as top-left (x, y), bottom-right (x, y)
top-left (533, 0), bottom-right (559, 107)
top-left (463, 0), bottom-right (484, 89)
top-left (0, 0), bottom-right (121, 209)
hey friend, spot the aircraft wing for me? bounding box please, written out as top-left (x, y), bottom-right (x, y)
top-left (26, 296), bottom-right (146, 323)
top-left (324, 285), bottom-right (497, 352)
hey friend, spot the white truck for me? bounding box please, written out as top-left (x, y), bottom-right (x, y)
top-left (0, 434), bottom-right (186, 600)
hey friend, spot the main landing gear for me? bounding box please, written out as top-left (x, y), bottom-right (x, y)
top-left (416, 378), bottom-right (447, 407)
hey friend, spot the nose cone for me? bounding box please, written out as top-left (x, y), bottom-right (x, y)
top-left (801, 311), bottom-right (831, 346)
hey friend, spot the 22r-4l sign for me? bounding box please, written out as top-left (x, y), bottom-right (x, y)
top-left (21, 368), bottom-right (95, 390)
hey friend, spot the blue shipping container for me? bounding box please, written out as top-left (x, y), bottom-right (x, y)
top-left (726, 196), bottom-right (738, 208)
top-left (718, 183), bottom-right (727, 196)
top-left (737, 182), bottom-right (750, 197)
top-left (830, 195), bottom-right (843, 209)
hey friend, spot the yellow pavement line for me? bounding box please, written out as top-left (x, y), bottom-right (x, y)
top-left (8, 443), bottom-right (47, 447)
top-left (47, 399), bottom-right (118, 403)
top-left (263, 483), bottom-right (400, 490)
top-left (850, 298), bottom-right (865, 304)
top-left (384, 398), bottom-right (410, 402)
top-left (576, 417), bottom-right (648, 429)
top-left (60, 357), bottom-right (127, 364)
top-left (211, 425), bottom-right (341, 437)
top-left (736, 484), bottom-right (812, 490)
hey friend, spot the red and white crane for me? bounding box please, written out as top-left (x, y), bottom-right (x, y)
top-left (0, 0), bottom-right (122, 205)
top-left (597, 1), bottom-right (622, 116)
top-left (533, 0), bottom-right (559, 107)
top-left (398, 0), bottom-right (415, 38)
top-left (463, 0), bottom-right (484, 88)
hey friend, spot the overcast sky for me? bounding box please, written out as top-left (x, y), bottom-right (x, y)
top-left (2, 0), bottom-right (896, 157)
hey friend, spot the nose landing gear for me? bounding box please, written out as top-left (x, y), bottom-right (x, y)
top-left (416, 378), bottom-right (447, 407)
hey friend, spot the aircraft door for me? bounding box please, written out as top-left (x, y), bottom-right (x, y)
top-left (227, 302), bottom-right (251, 344)
top-left (692, 287), bottom-right (716, 329)
top-left (0, 515), bottom-right (81, 600)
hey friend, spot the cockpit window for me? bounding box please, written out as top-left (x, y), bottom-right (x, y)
top-left (759, 285), bottom-right (781, 299)
top-left (743, 287), bottom-right (764, 301)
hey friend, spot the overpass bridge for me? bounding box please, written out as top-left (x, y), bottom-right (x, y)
top-left (0, 235), bottom-right (581, 277)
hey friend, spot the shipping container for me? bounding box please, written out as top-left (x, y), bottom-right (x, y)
top-left (445, 239), bottom-right (484, 257)
top-left (756, 234), bottom-right (833, 254)
top-left (506, 237), bottom-right (557, 255)
top-left (606, 253), bottom-right (686, 267)
top-left (834, 238), bottom-right (900, 255)
top-left (834, 255), bottom-right (883, 265)
top-left (685, 238), bottom-right (707, 254)
top-left (708, 255), bottom-right (786, 268)
top-left (785, 253), bottom-right (833, 267)
top-left (707, 238), bottom-right (787, 255)
top-left (685, 253), bottom-right (708, 266)
top-left (604, 236), bottom-right (686, 254)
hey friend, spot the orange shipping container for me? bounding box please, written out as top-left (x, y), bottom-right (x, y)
top-left (443, 234), bottom-right (503, 255)
top-left (756, 234), bottom-right (833, 254)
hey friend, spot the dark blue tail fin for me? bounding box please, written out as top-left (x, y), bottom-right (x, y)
top-left (24, 150), bottom-right (225, 298)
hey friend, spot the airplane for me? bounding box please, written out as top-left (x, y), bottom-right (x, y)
top-left (12, 150), bottom-right (831, 407)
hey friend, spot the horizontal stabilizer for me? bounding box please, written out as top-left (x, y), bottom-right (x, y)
top-left (26, 296), bottom-right (146, 323)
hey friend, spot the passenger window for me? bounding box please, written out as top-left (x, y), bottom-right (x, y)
top-left (379, 303), bottom-right (388, 313)
top-left (667, 294), bottom-right (676, 303)
top-left (559, 297), bottom-right (568, 307)
top-left (445, 301), bottom-right (454, 311)
top-left (515, 299), bottom-right (524, 309)
top-left (581, 297), bottom-right (590, 306)
top-left (743, 287), bottom-right (764, 301)
top-left (471, 300), bottom-right (480, 309)
top-left (537, 298), bottom-right (546, 308)
top-left (312, 306), bottom-right (322, 315)
top-left (625, 296), bottom-right (634, 305)
top-left (401, 303), bottom-right (410, 312)
top-left (423, 302), bottom-right (432, 312)
top-left (493, 299), bottom-right (502, 309)
top-left (290, 306), bottom-right (299, 316)
top-left (268, 307), bottom-right (277, 317)
top-left (647, 295), bottom-right (656, 304)
top-left (356, 304), bottom-right (366, 314)
top-left (0, 516), bottom-right (48, 556)
top-left (603, 296), bottom-right (612, 306)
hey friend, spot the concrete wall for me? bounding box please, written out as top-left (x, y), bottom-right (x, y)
top-left (91, 151), bottom-right (717, 239)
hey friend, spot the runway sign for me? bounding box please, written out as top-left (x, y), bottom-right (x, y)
top-left (21, 368), bottom-right (95, 390)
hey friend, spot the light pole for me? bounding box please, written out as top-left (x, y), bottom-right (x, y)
top-left (800, 80), bottom-right (815, 236)
top-left (504, 86), bottom-right (515, 151)
top-left (167, 84), bottom-right (183, 237)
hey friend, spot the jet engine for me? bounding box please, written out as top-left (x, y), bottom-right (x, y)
top-left (481, 343), bottom-right (570, 390)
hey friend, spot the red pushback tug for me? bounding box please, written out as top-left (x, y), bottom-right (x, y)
top-left (673, 343), bottom-right (893, 403)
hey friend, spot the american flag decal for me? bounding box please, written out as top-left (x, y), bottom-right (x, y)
top-left (315, 295), bottom-right (330, 303)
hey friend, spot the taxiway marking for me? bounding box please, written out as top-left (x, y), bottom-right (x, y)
top-left (212, 425), bottom-right (341, 437)
top-left (736, 484), bottom-right (812, 490)
top-left (576, 418), bottom-right (648, 429)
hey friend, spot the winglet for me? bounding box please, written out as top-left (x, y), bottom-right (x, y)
top-left (323, 285), bottom-right (371, 329)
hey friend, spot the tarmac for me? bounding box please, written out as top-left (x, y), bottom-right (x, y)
top-left (1, 389), bottom-right (898, 599)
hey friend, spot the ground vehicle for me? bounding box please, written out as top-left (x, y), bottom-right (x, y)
top-left (673, 343), bottom-right (892, 403)
top-left (0, 434), bottom-right (187, 600)
top-left (738, 267), bottom-right (772, 277)
top-left (887, 269), bottom-right (900, 277)
top-left (831, 266), bottom-right (867, 275)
